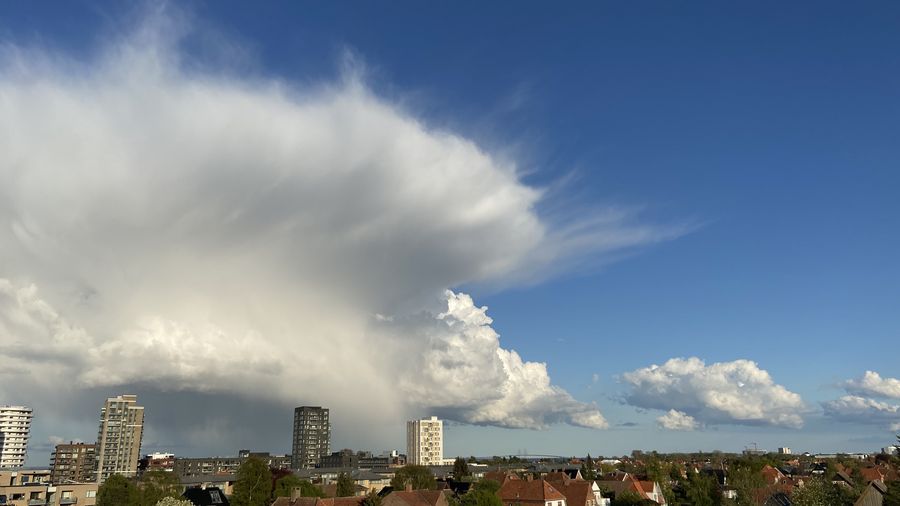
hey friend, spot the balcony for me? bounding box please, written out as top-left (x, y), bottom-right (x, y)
top-left (59, 498), bottom-right (78, 505)
top-left (28, 500), bottom-right (47, 506)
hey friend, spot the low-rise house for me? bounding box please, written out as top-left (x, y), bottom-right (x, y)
top-left (183, 486), bottom-right (230, 506)
top-left (483, 472), bottom-right (519, 485)
top-left (180, 474), bottom-right (237, 496)
top-left (595, 475), bottom-right (653, 504)
top-left (382, 490), bottom-right (449, 506)
top-left (853, 480), bottom-right (887, 506)
top-left (499, 478), bottom-right (567, 506)
top-left (321, 483), bottom-right (369, 497)
top-left (832, 471), bottom-right (854, 488)
top-left (545, 474), bottom-right (608, 506)
top-left (859, 467), bottom-right (887, 484)
top-left (638, 481), bottom-right (666, 505)
top-left (273, 497), bottom-right (365, 506)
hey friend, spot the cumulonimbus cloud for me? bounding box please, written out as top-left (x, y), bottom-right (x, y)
top-left (621, 357), bottom-right (805, 428)
top-left (0, 12), bottom-right (680, 449)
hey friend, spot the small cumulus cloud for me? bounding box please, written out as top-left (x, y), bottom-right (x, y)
top-left (621, 357), bottom-right (805, 428)
top-left (842, 371), bottom-right (900, 399)
top-left (822, 371), bottom-right (900, 429)
top-left (657, 409), bottom-right (699, 431)
top-left (822, 396), bottom-right (900, 428)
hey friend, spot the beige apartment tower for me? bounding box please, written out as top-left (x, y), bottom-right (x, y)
top-left (406, 416), bottom-right (443, 466)
top-left (0, 406), bottom-right (32, 469)
top-left (95, 394), bottom-right (144, 484)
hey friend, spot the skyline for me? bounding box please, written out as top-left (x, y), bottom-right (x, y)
top-left (1, 1), bottom-right (899, 467)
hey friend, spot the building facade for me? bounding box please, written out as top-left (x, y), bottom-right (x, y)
top-left (95, 394), bottom-right (144, 483)
top-left (50, 442), bottom-right (97, 483)
top-left (406, 416), bottom-right (443, 466)
top-left (0, 406), bottom-right (32, 469)
top-left (0, 470), bottom-right (98, 506)
top-left (292, 406), bottom-right (330, 469)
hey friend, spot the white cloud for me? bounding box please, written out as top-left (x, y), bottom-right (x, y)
top-left (377, 291), bottom-right (607, 429)
top-left (842, 371), bottom-right (900, 399)
top-left (822, 396), bottom-right (900, 428)
top-left (656, 409), bottom-right (699, 431)
top-left (0, 12), bottom-right (679, 449)
top-left (622, 357), bottom-right (805, 428)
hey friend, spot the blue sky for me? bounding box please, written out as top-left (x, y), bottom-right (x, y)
top-left (1, 1), bottom-right (899, 461)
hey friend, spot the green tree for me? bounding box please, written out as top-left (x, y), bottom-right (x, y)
top-left (138, 471), bottom-right (182, 506)
top-left (682, 472), bottom-right (720, 506)
top-left (460, 480), bottom-right (502, 506)
top-left (97, 474), bottom-right (139, 506)
top-left (581, 454), bottom-right (596, 481)
top-left (271, 474), bottom-right (327, 499)
top-left (791, 478), bottom-right (845, 506)
top-left (610, 490), bottom-right (644, 506)
top-left (454, 457), bottom-right (471, 480)
top-left (231, 457), bottom-right (273, 506)
top-left (727, 465), bottom-right (765, 506)
top-left (390, 465), bottom-right (436, 491)
top-left (362, 489), bottom-right (384, 506)
top-left (884, 479), bottom-right (900, 506)
top-left (336, 472), bottom-right (356, 497)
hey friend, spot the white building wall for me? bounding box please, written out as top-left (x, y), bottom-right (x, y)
top-left (0, 406), bottom-right (32, 469)
top-left (406, 416), bottom-right (443, 466)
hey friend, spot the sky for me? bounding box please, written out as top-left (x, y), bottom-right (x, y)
top-left (0, 1), bottom-right (898, 466)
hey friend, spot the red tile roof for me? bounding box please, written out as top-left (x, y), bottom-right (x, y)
top-left (545, 479), bottom-right (592, 506)
top-left (499, 479), bottom-right (567, 505)
top-left (272, 498), bottom-right (366, 506)
top-left (383, 490), bottom-right (448, 506)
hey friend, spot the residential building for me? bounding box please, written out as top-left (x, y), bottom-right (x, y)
top-left (180, 474), bottom-right (237, 496)
top-left (139, 452), bottom-right (176, 474)
top-left (0, 406), bottom-right (32, 469)
top-left (292, 406), bottom-right (330, 469)
top-left (318, 449), bottom-right (391, 469)
top-left (498, 479), bottom-right (567, 506)
top-left (383, 490), bottom-right (449, 506)
top-left (406, 416), bottom-right (443, 466)
top-left (545, 474), bottom-right (609, 506)
top-left (0, 469), bottom-right (98, 506)
top-left (182, 486), bottom-right (231, 506)
top-left (95, 394), bottom-right (144, 483)
top-left (273, 497), bottom-right (365, 506)
top-left (777, 447), bottom-right (792, 455)
top-left (176, 456), bottom-right (244, 477)
top-left (175, 451), bottom-right (291, 478)
top-left (50, 442), bottom-right (97, 483)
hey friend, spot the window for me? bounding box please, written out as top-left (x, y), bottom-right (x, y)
top-left (86, 491), bottom-right (97, 498)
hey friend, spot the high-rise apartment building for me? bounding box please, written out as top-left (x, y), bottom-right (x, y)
top-left (95, 394), bottom-right (144, 483)
top-left (50, 442), bottom-right (98, 483)
top-left (291, 406), bottom-right (330, 469)
top-left (0, 406), bottom-right (32, 469)
top-left (406, 416), bottom-right (442, 466)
